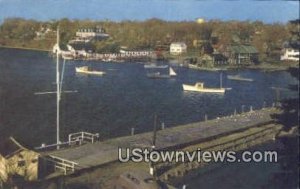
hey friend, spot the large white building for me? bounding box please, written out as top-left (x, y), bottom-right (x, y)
top-left (69, 27), bottom-right (109, 43)
top-left (76, 28), bottom-right (108, 38)
top-left (280, 47), bottom-right (299, 61)
top-left (170, 42), bottom-right (187, 55)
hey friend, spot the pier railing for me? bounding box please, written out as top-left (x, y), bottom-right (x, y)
top-left (49, 155), bottom-right (78, 175)
top-left (68, 131), bottom-right (99, 145)
top-left (35, 131), bottom-right (99, 151)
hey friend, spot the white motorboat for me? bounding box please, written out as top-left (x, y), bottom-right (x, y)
top-left (183, 73), bottom-right (228, 93)
top-left (182, 82), bottom-right (225, 93)
top-left (75, 66), bottom-right (105, 75)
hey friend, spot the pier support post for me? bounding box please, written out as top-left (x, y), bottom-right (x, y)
top-left (234, 109), bottom-right (237, 116)
top-left (175, 169), bottom-right (181, 177)
top-left (164, 174), bottom-right (169, 181)
top-left (204, 114), bottom-right (208, 121)
top-left (263, 101), bottom-right (266, 109)
top-left (188, 163), bottom-right (194, 170)
top-left (250, 106), bottom-right (253, 112)
top-left (161, 122), bottom-right (165, 130)
top-left (149, 165), bottom-right (154, 176)
top-left (241, 105), bottom-right (245, 113)
top-left (272, 102), bottom-right (275, 107)
top-left (131, 128), bottom-right (135, 136)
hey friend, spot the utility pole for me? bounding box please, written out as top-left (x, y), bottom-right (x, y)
top-left (152, 114), bottom-right (157, 148)
top-left (150, 114), bottom-right (158, 179)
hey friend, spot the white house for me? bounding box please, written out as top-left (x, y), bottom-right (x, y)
top-left (280, 47), bottom-right (299, 61)
top-left (170, 42), bottom-right (187, 55)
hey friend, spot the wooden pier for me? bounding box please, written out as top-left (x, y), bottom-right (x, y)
top-left (41, 107), bottom-right (281, 177)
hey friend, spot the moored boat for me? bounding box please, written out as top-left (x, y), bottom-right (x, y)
top-left (144, 63), bottom-right (168, 69)
top-left (75, 66), bottom-right (105, 75)
top-left (182, 82), bottom-right (225, 93)
top-left (227, 75), bottom-right (253, 82)
top-left (147, 67), bottom-right (177, 79)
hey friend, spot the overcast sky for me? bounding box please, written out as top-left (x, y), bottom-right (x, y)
top-left (0, 0), bottom-right (299, 23)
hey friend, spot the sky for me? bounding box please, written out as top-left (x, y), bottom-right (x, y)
top-left (0, 0), bottom-right (299, 23)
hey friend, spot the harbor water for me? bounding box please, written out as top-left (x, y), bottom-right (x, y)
top-left (0, 48), bottom-right (298, 147)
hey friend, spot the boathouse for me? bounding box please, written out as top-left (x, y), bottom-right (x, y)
top-left (0, 137), bottom-right (40, 183)
top-left (67, 43), bottom-right (95, 58)
top-left (225, 45), bottom-right (259, 65)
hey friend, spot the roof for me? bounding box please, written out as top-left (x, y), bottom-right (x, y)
top-left (0, 137), bottom-right (27, 158)
top-left (170, 42), bottom-right (186, 46)
top-left (283, 41), bottom-right (300, 49)
top-left (229, 45), bottom-right (258, 54)
top-left (77, 27), bottom-right (105, 33)
top-left (68, 43), bottom-right (95, 52)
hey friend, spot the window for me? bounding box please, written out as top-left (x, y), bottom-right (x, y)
top-left (18, 160), bottom-right (26, 167)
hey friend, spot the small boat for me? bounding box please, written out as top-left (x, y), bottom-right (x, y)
top-left (227, 75), bottom-right (253, 82)
top-left (147, 67), bottom-right (177, 79)
top-left (75, 66), bottom-right (105, 75)
top-left (144, 63), bottom-right (168, 69)
top-left (182, 82), bottom-right (225, 93)
top-left (183, 73), bottom-right (227, 93)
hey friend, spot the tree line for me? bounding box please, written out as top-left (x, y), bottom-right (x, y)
top-left (0, 18), bottom-right (298, 60)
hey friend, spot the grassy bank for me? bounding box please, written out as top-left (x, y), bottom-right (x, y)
top-left (188, 62), bottom-right (299, 72)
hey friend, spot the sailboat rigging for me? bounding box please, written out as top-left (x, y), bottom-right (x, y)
top-left (34, 27), bottom-right (77, 149)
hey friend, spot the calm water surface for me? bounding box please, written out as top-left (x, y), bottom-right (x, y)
top-left (0, 48), bottom-right (298, 147)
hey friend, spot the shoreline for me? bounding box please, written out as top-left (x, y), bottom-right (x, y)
top-left (188, 63), bottom-right (298, 72)
top-left (0, 46), bottom-right (297, 72)
top-left (0, 45), bottom-right (51, 52)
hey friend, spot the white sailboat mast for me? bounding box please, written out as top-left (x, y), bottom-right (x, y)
top-left (56, 27), bottom-right (60, 149)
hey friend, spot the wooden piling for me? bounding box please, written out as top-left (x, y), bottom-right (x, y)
top-left (161, 122), bottom-right (165, 130)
